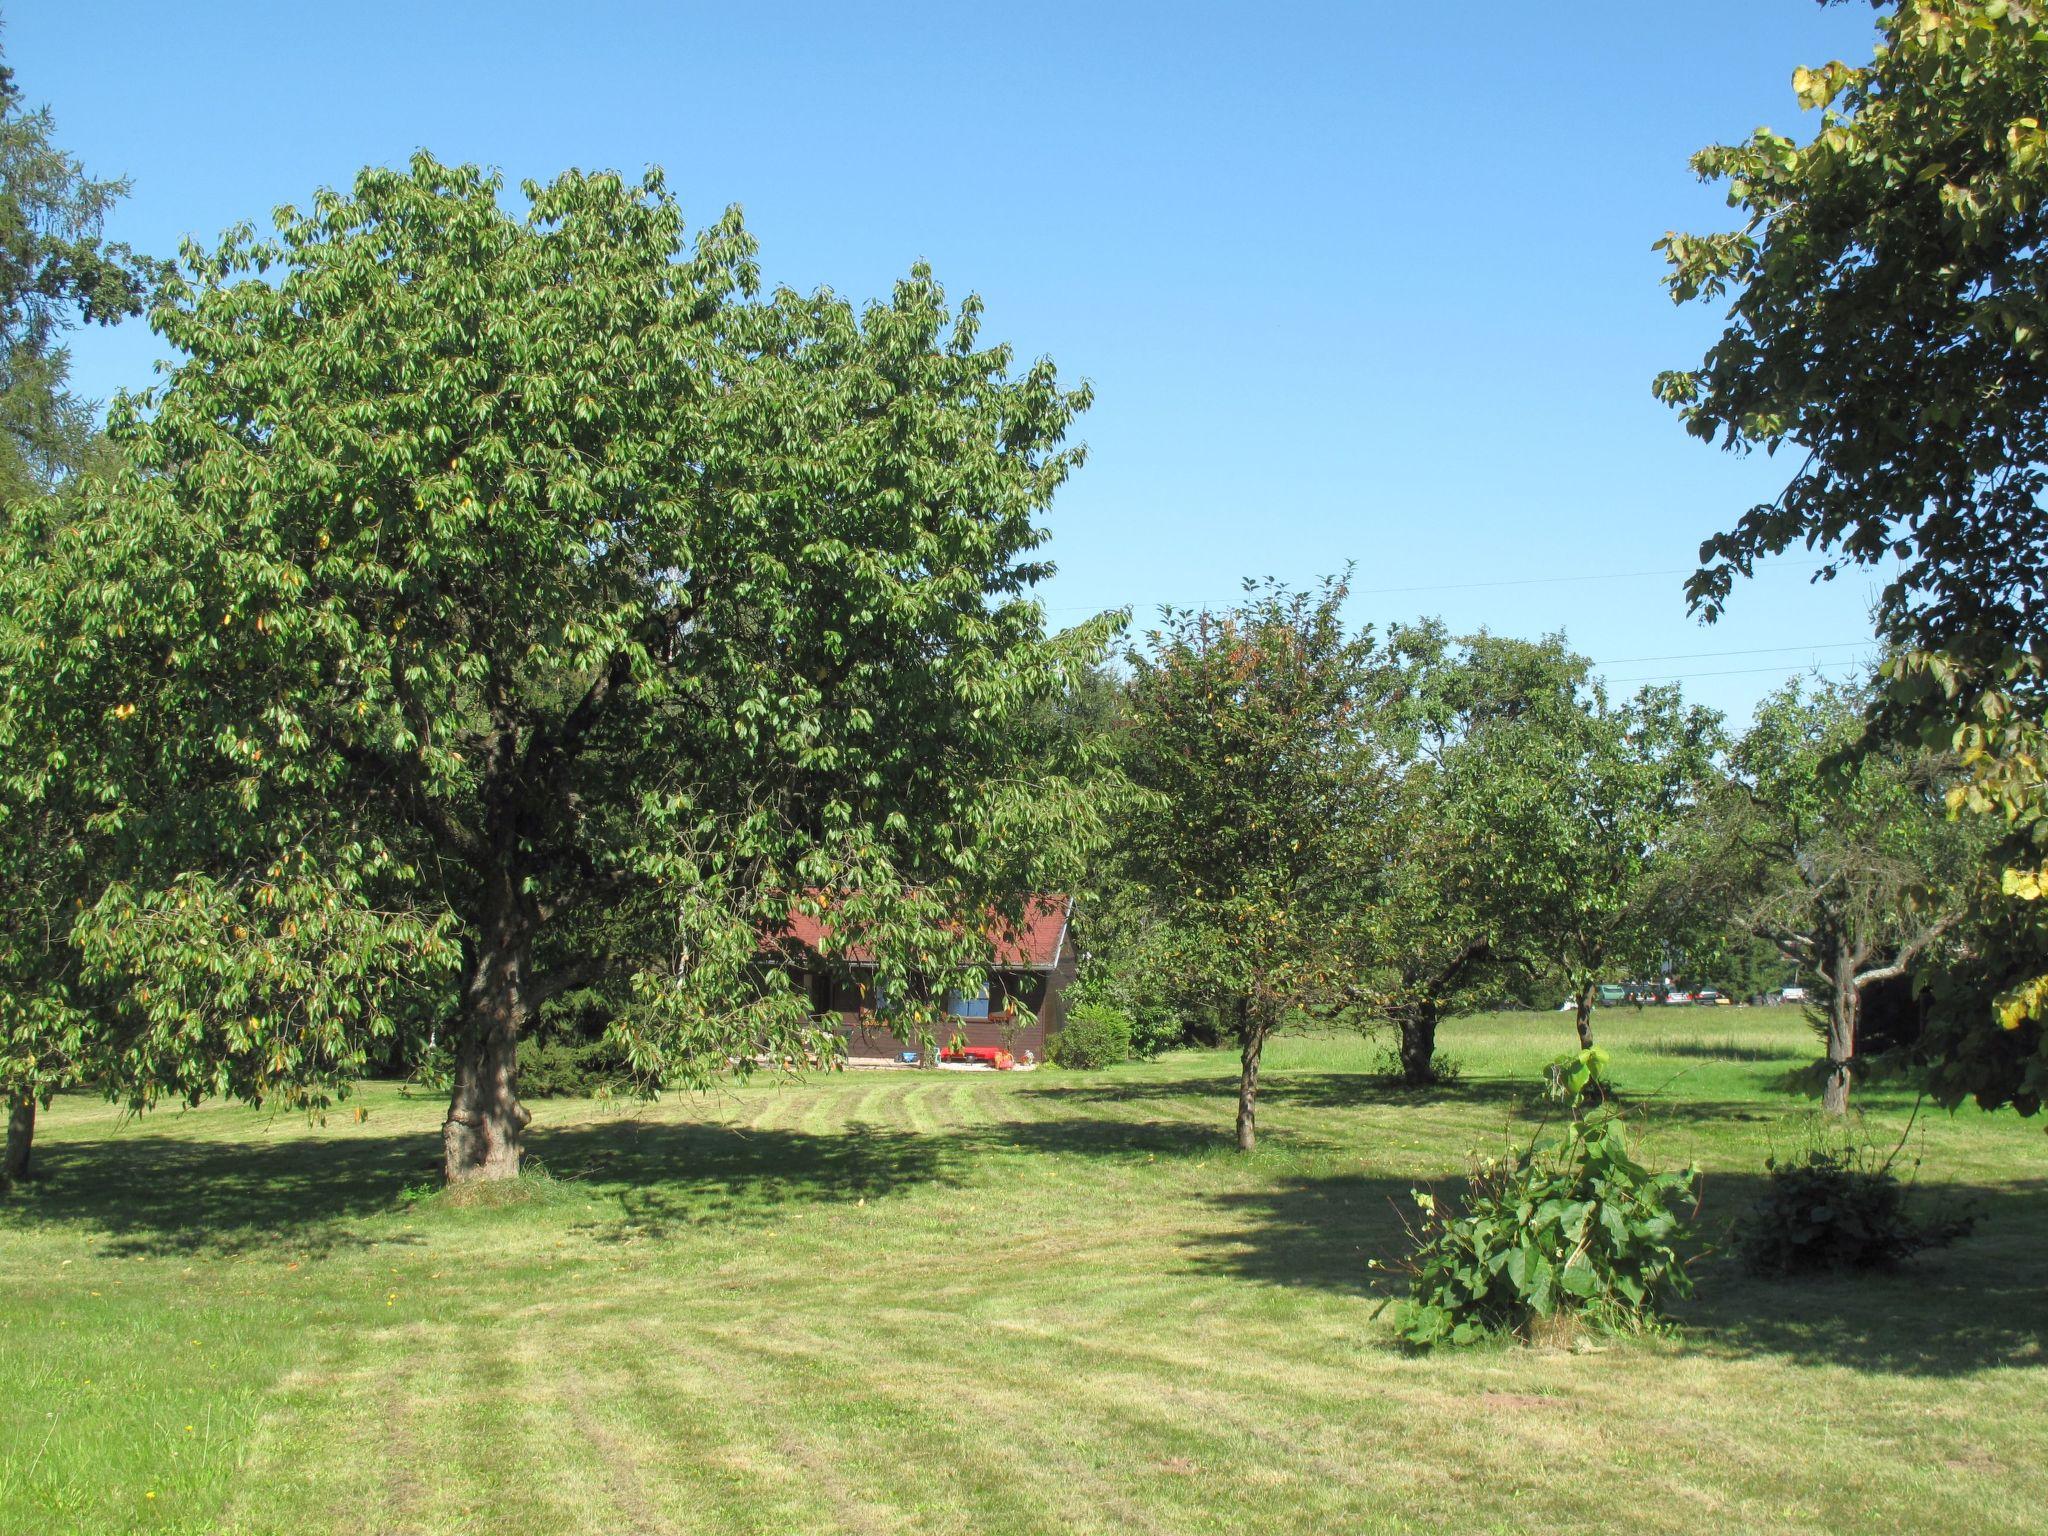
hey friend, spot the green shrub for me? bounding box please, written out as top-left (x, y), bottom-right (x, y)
top-left (1127, 999), bottom-right (1190, 1058)
top-left (1062, 963), bottom-right (1193, 1058)
top-left (1372, 1046), bottom-right (1464, 1086)
top-left (403, 1034), bottom-right (636, 1099)
top-left (1735, 1134), bottom-right (1973, 1277)
top-left (1383, 1050), bottom-right (1698, 1347)
top-left (1051, 1005), bottom-right (1134, 1068)
top-left (516, 1035), bottom-right (638, 1098)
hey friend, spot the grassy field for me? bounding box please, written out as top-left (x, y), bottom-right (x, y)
top-left (2, 1007), bottom-right (2043, 1536)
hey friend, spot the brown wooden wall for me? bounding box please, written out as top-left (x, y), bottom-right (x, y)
top-left (802, 959), bottom-right (1076, 1064)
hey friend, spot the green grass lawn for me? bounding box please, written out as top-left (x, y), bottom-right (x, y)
top-left (2, 1007), bottom-right (2043, 1535)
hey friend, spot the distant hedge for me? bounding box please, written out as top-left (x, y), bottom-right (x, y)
top-left (1051, 1005), bottom-right (1134, 1069)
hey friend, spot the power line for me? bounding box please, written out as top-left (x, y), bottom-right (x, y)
top-left (1040, 558), bottom-right (1839, 614)
top-left (1594, 639), bottom-right (1876, 665)
top-left (1602, 658), bottom-right (1871, 685)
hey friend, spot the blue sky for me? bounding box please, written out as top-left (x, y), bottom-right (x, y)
top-left (16, 1), bottom-right (1890, 723)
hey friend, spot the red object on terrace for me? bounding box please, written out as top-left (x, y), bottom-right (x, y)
top-left (940, 1045), bottom-right (1015, 1070)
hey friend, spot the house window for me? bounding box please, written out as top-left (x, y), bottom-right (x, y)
top-left (943, 980), bottom-right (990, 1019)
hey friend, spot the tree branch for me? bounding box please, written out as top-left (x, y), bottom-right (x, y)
top-left (526, 956), bottom-right (613, 1011)
top-left (1853, 912), bottom-right (1961, 991)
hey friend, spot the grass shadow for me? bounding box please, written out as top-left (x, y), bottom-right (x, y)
top-left (2, 1110), bottom-right (960, 1257)
top-left (1022, 1072), bottom-right (1535, 1114)
top-left (1679, 1172), bottom-right (2048, 1377)
top-left (537, 1118), bottom-right (955, 1241)
top-left (1183, 1172), bottom-right (1418, 1299)
top-left (1190, 1162), bottom-right (2048, 1377)
top-left (1, 1118), bottom-right (433, 1259)
top-left (1643, 1040), bottom-right (1800, 1063)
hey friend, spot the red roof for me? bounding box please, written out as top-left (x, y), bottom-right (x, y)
top-left (774, 895), bottom-right (1071, 971)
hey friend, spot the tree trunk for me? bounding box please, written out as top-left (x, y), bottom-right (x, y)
top-left (1573, 985), bottom-right (1596, 1051)
top-left (1822, 957), bottom-right (1859, 1116)
top-left (1235, 1007), bottom-right (1269, 1153)
top-left (442, 893), bottom-right (534, 1183)
top-left (2, 1093), bottom-right (32, 1187)
top-left (1398, 1006), bottom-right (1439, 1086)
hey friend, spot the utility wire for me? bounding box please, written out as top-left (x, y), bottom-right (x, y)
top-left (1594, 639), bottom-right (1876, 665)
top-left (1041, 557), bottom-right (1838, 614)
top-left (1602, 658), bottom-right (1871, 686)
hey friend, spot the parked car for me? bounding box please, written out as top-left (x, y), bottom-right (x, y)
top-left (1663, 988), bottom-right (1694, 1005)
top-left (1777, 985), bottom-right (1809, 1004)
top-left (1692, 988), bottom-right (1730, 1007)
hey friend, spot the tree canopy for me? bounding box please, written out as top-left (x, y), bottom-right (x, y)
top-left (0, 51), bottom-right (159, 497)
top-left (7, 153), bottom-right (1109, 1181)
top-left (1450, 667), bottom-right (1722, 1050)
top-left (0, 39), bottom-right (159, 1183)
top-left (1120, 575), bottom-right (1397, 1149)
top-left (1713, 676), bottom-right (1982, 1110)
top-left (1659, 0), bottom-right (2048, 1113)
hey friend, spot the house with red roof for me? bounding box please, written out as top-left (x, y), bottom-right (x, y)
top-left (772, 895), bottom-right (1077, 1065)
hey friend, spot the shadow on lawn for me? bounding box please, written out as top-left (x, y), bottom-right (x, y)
top-left (1639, 1040), bottom-right (1798, 1063)
top-left (1192, 1163), bottom-right (2048, 1377)
top-left (541, 1118), bottom-right (955, 1242)
top-left (2, 1111), bottom-right (960, 1257)
top-left (1184, 1172), bottom-right (1418, 1300)
top-left (2, 1119), bottom-right (433, 1259)
top-left (1021, 1072), bottom-right (1535, 1115)
top-left (1679, 1173), bottom-right (2048, 1377)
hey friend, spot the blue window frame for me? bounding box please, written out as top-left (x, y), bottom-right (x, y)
top-left (943, 979), bottom-right (990, 1019)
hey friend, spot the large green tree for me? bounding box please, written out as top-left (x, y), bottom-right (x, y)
top-left (0, 48), bottom-right (158, 498)
top-left (1715, 677), bottom-right (1982, 1111)
top-left (1657, 0), bottom-right (2048, 1112)
top-left (1454, 674), bottom-right (1722, 1051)
top-left (0, 39), bottom-right (159, 1184)
top-left (15, 154), bottom-right (1107, 1183)
top-left (1346, 627), bottom-right (1578, 1085)
top-left (1121, 576), bottom-right (1396, 1150)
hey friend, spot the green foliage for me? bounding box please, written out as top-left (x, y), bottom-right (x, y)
top-left (1705, 676), bottom-right (1986, 1108)
top-left (0, 46), bottom-right (162, 1177)
top-left (1736, 1130), bottom-right (1974, 1278)
top-left (409, 1030), bottom-right (640, 1100)
top-left (1049, 1003), bottom-right (1133, 1069)
top-left (1659, 0), bottom-right (2048, 652)
top-left (0, 50), bottom-right (162, 497)
top-left (1659, 1), bottom-right (2048, 1107)
top-left (1544, 1044), bottom-right (1612, 1105)
top-left (1341, 628), bottom-right (1578, 1055)
top-left (1387, 1053), bottom-right (1698, 1347)
top-left (1062, 894), bottom-right (1205, 1057)
top-left (3, 152), bottom-right (1114, 1175)
top-left (1916, 886), bottom-right (2048, 1114)
top-left (511, 1036), bottom-right (641, 1099)
top-left (1119, 574), bottom-right (1404, 1143)
top-left (1447, 661), bottom-right (1723, 1039)
top-left (1120, 574), bottom-right (1395, 1012)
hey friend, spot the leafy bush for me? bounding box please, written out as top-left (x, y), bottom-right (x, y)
top-left (403, 1034), bottom-right (637, 1099)
top-left (1372, 1046), bottom-right (1464, 1086)
top-left (1735, 1133), bottom-right (1973, 1277)
top-left (1062, 959), bottom-right (1196, 1058)
top-left (1383, 1051), bottom-right (1698, 1347)
top-left (1051, 1005), bottom-right (1134, 1068)
top-left (516, 1036), bottom-right (638, 1098)
top-left (1127, 999), bottom-right (1191, 1058)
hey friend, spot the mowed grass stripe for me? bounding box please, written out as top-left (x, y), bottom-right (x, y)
top-left (5, 1010), bottom-right (2045, 1534)
top-left (687, 1321), bottom-right (1186, 1536)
